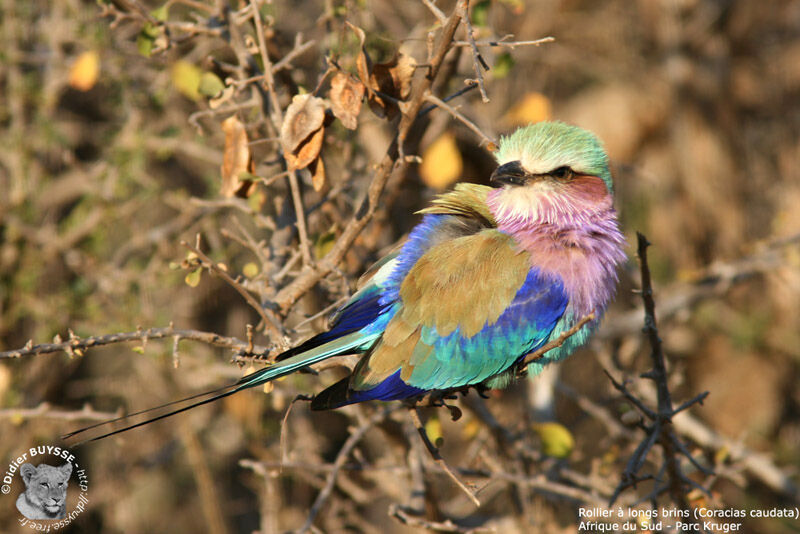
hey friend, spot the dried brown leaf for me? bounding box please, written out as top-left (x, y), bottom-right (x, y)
top-left (367, 52), bottom-right (417, 119)
top-left (329, 72), bottom-right (364, 130)
top-left (346, 22), bottom-right (415, 120)
top-left (309, 156), bottom-right (326, 192)
top-left (347, 23), bottom-right (372, 95)
top-left (285, 125), bottom-right (324, 171)
top-left (372, 52), bottom-right (415, 100)
top-left (220, 116), bottom-right (253, 198)
top-left (281, 94), bottom-right (326, 154)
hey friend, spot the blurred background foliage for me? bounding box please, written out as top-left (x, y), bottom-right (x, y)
top-left (1, 0), bottom-right (799, 533)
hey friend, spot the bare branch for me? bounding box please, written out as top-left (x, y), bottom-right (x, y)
top-left (0, 326), bottom-right (266, 360)
top-left (424, 93), bottom-right (496, 146)
top-left (408, 407), bottom-right (481, 507)
top-left (461, 0), bottom-right (490, 102)
top-left (519, 313), bottom-right (595, 369)
top-left (453, 36), bottom-right (555, 49)
top-left (287, 171), bottom-right (314, 266)
top-left (421, 0), bottom-right (447, 25)
top-left (0, 403), bottom-right (120, 422)
top-left (182, 239), bottom-right (284, 343)
top-left (606, 233), bottom-right (708, 511)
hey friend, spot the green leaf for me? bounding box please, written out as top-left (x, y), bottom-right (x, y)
top-left (492, 52), bottom-right (514, 79)
top-left (198, 72), bottom-right (225, 97)
top-left (172, 61), bottom-right (202, 101)
top-left (151, 3), bottom-right (169, 22)
top-left (471, 0), bottom-right (491, 27)
top-left (136, 5), bottom-right (168, 57)
top-left (313, 230), bottom-right (337, 260)
top-left (137, 32), bottom-right (155, 57)
top-left (141, 21), bottom-right (160, 39)
top-left (533, 422), bottom-right (574, 458)
top-left (185, 268), bottom-right (202, 287)
top-left (247, 188), bottom-right (265, 211)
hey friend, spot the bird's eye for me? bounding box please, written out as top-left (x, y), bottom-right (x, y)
top-left (550, 166), bottom-right (573, 180)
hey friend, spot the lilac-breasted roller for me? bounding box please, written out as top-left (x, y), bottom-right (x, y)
top-left (66, 121), bottom-right (626, 442)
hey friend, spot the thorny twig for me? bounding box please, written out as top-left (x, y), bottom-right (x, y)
top-left (636, 384), bottom-right (799, 499)
top-left (424, 93), bottom-right (496, 146)
top-left (409, 406), bottom-right (481, 507)
top-left (461, 0), bottom-right (490, 103)
top-left (0, 403), bottom-right (120, 422)
top-left (418, 81), bottom-right (479, 117)
top-left (453, 35), bottom-right (555, 49)
top-left (182, 238), bottom-right (284, 342)
top-left (0, 326), bottom-right (268, 360)
top-left (519, 313), bottom-right (596, 370)
top-left (607, 233), bottom-right (711, 507)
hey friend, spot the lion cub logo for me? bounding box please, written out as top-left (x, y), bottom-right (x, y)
top-left (15, 462), bottom-right (72, 520)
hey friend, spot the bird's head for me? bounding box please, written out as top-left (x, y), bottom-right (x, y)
top-left (487, 122), bottom-right (615, 227)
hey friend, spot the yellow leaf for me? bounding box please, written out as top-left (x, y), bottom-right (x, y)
top-left (502, 92), bottom-right (551, 127)
top-left (419, 132), bottom-right (463, 189)
top-left (714, 445), bottom-right (730, 465)
top-left (424, 414), bottom-right (444, 448)
top-left (69, 51), bottom-right (99, 91)
top-left (243, 262), bottom-right (259, 279)
top-left (184, 268), bottom-right (202, 287)
top-left (314, 229), bottom-right (337, 260)
top-left (172, 60), bottom-right (202, 101)
top-left (532, 422), bottom-right (574, 458)
top-left (462, 419), bottom-right (481, 440)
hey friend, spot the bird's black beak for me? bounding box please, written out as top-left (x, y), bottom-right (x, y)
top-left (490, 160), bottom-right (527, 187)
